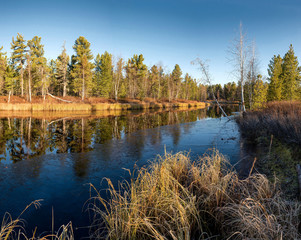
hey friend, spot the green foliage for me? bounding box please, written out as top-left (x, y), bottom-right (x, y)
top-left (11, 33), bottom-right (27, 95)
top-left (148, 65), bottom-right (160, 98)
top-left (93, 51), bottom-right (113, 97)
top-left (70, 36), bottom-right (94, 99)
top-left (281, 44), bottom-right (300, 100)
top-left (27, 36), bottom-right (48, 96)
top-left (171, 64), bottom-right (182, 99)
top-left (223, 82), bottom-right (238, 101)
top-left (252, 75), bottom-right (268, 109)
top-left (0, 46), bottom-right (7, 94)
top-left (4, 65), bottom-right (15, 94)
top-left (55, 44), bottom-right (69, 97)
top-left (125, 54), bottom-right (147, 98)
top-left (267, 55), bottom-right (283, 101)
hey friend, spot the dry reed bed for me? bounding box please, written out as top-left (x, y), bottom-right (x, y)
top-left (90, 151), bottom-right (300, 240)
top-left (0, 102), bottom-right (208, 112)
top-left (236, 101), bottom-right (301, 145)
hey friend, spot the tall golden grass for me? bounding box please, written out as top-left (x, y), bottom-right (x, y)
top-left (90, 151), bottom-right (300, 240)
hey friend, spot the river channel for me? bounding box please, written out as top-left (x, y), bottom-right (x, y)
top-left (0, 105), bottom-right (240, 238)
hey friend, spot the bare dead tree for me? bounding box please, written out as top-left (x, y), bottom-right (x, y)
top-left (247, 40), bottom-right (259, 109)
top-left (228, 22), bottom-right (248, 112)
top-left (191, 58), bottom-right (228, 118)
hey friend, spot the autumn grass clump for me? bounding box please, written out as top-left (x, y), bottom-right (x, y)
top-left (236, 101), bottom-right (301, 145)
top-left (0, 200), bottom-right (74, 240)
top-left (90, 150), bottom-right (301, 240)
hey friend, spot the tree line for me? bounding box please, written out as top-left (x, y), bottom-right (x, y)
top-left (0, 33), bottom-right (300, 107)
top-left (0, 34), bottom-right (207, 102)
top-left (208, 44), bottom-right (301, 109)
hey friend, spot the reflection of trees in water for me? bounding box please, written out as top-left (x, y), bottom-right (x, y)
top-left (206, 104), bottom-right (239, 118)
top-left (0, 108), bottom-right (223, 165)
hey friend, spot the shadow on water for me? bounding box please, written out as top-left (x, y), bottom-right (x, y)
top-left (0, 104), bottom-right (240, 238)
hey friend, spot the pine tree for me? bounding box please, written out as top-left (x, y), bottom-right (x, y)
top-left (281, 44), bottom-right (300, 100)
top-left (70, 36), bottom-right (94, 100)
top-left (56, 43), bottom-right (69, 97)
top-left (267, 55), bottom-right (283, 101)
top-left (27, 36), bottom-right (48, 99)
top-left (125, 54), bottom-right (147, 98)
top-left (94, 51), bottom-right (113, 97)
top-left (11, 33), bottom-right (27, 96)
top-left (252, 75), bottom-right (268, 109)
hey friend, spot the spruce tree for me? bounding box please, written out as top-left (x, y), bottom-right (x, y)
top-left (56, 44), bottom-right (69, 97)
top-left (70, 36), bottom-right (94, 100)
top-left (171, 64), bottom-right (182, 99)
top-left (281, 44), bottom-right (300, 100)
top-left (94, 51), bottom-right (113, 97)
top-left (11, 33), bottom-right (27, 96)
top-left (267, 55), bottom-right (283, 101)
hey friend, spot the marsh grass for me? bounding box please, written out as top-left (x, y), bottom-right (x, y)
top-left (90, 151), bottom-right (301, 240)
top-left (0, 200), bottom-right (74, 240)
top-left (237, 101), bottom-right (301, 145)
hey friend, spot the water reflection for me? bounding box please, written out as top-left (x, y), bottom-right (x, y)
top-left (0, 105), bottom-right (238, 164)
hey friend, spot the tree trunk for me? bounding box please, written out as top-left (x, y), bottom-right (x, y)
top-left (82, 69), bottom-right (85, 100)
top-left (20, 64), bottom-right (24, 97)
top-left (63, 67), bottom-right (67, 97)
top-left (27, 55), bottom-right (32, 103)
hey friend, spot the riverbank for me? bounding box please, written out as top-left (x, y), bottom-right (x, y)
top-left (0, 96), bottom-right (209, 111)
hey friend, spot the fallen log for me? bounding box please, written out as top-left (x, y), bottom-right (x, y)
top-left (47, 93), bottom-right (73, 103)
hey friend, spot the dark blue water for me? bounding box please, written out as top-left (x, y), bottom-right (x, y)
top-left (0, 106), bottom-right (240, 238)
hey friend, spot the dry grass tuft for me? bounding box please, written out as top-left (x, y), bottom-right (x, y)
top-left (90, 151), bottom-right (301, 240)
top-left (0, 200), bottom-right (74, 240)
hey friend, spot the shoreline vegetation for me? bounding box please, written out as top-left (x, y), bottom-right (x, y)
top-left (2, 151), bottom-right (300, 239)
top-left (236, 101), bottom-right (301, 198)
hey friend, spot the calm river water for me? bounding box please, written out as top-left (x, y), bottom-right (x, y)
top-left (0, 105), bottom-right (240, 238)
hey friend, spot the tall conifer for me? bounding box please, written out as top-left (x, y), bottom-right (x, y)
top-left (281, 44), bottom-right (300, 100)
top-left (11, 33), bottom-right (27, 96)
top-left (70, 36), bottom-right (94, 100)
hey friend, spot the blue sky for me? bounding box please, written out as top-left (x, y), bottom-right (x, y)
top-left (0, 0), bottom-right (300, 84)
